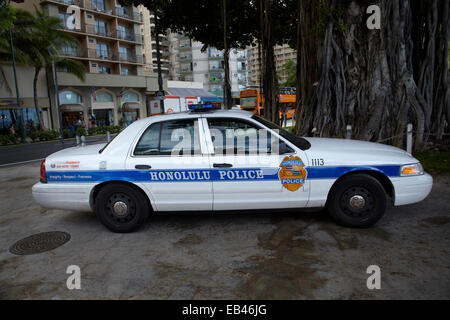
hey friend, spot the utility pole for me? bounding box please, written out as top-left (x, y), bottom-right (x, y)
top-left (154, 11), bottom-right (165, 114)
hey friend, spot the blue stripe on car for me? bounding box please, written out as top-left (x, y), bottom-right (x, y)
top-left (46, 165), bottom-right (401, 183)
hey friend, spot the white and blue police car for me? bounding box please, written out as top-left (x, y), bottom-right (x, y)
top-left (32, 104), bottom-right (433, 232)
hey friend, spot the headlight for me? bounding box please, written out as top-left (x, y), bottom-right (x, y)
top-left (400, 163), bottom-right (424, 176)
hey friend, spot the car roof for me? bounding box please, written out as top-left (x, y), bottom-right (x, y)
top-left (136, 109), bottom-right (254, 127)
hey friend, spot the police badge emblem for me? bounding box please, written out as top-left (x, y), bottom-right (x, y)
top-left (278, 155), bottom-right (307, 192)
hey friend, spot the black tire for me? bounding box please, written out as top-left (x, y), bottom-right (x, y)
top-left (95, 183), bottom-right (149, 233)
top-left (327, 174), bottom-right (387, 228)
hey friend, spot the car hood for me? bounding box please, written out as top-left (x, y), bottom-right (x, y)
top-left (304, 137), bottom-right (416, 165)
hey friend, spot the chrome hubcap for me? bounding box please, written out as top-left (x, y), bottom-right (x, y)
top-left (113, 201), bottom-right (128, 216)
top-left (349, 195), bottom-right (366, 210)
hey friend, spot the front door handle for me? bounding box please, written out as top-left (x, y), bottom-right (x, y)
top-left (135, 165), bottom-right (152, 170)
top-left (213, 163), bottom-right (233, 168)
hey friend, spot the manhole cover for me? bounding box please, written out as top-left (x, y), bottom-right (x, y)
top-left (9, 232), bottom-right (71, 256)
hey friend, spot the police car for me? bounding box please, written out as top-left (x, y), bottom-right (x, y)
top-left (32, 104), bottom-right (433, 233)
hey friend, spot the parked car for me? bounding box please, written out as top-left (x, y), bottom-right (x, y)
top-left (33, 105), bottom-right (433, 232)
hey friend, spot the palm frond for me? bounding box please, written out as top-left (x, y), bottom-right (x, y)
top-left (55, 58), bottom-right (86, 82)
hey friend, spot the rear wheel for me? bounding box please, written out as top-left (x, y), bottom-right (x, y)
top-left (327, 174), bottom-right (387, 228)
top-left (95, 183), bottom-right (149, 233)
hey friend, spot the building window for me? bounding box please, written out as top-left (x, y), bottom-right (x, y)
top-left (94, 20), bottom-right (107, 36)
top-left (209, 60), bottom-right (224, 70)
top-left (98, 65), bottom-right (111, 74)
top-left (59, 91), bottom-right (82, 104)
top-left (121, 91), bottom-right (139, 102)
top-left (96, 92), bottom-right (113, 103)
top-left (121, 67), bottom-right (130, 75)
top-left (93, 0), bottom-right (105, 12)
top-left (61, 44), bottom-right (78, 57)
top-left (96, 43), bottom-right (109, 59)
top-left (119, 46), bottom-right (132, 61)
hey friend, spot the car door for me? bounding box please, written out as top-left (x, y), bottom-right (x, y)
top-left (126, 117), bottom-right (212, 211)
top-left (203, 116), bottom-right (310, 211)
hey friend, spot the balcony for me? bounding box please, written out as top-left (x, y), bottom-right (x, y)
top-left (179, 67), bottom-right (193, 74)
top-left (59, 47), bottom-right (86, 58)
top-left (177, 55), bottom-right (192, 62)
top-left (209, 66), bottom-right (224, 72)
top-left (209, 48), bottom-right (224, 59)
top-left (88, 49), bottom-right (117, 61)
top-left (117, 30), bottom-right (143, 43)
top-left (178, 41), bottom-right (192, 50)
top-left (114, 7), bottom-right (142, 22)
top-left (119, 53), bottom-right (144, 64)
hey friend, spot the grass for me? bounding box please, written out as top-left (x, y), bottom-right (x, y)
top-left (414, 150), bottom-right (450, 174)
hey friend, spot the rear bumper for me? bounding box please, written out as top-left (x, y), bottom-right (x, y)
top-left (32, 182), bottom-right (95, 212)
top-left (391, 173), bottom-right (433, 206)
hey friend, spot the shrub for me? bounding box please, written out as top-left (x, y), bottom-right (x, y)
top-left (28, 131), bottom-right (39, 142)
top-left (38, 130), bottom-right (59, 141)
top-left (0, 133), bottom-right (20, 145)
top-left (75, 127), bottom-right (86, 137)
top-left (63, 129), bottom-right (71, 139)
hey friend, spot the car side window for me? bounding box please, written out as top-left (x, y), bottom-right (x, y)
top-left (134, 122), bottom-right (161, 156)
top-left (134, 119), bottom-right (201, 156)
top-left (207, 118), bottom-right (272, 155)
top-left (160, 119), bottom-right (201, 156)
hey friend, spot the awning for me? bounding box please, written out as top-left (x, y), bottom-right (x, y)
top-left (199, 97), bottom-right (224, 102)
top-left (122, 102), bottom-right (141, 110)
top-left (168, 87), bottom-right (220, 99)
top-left (60, 104), bottom-right (83, 112)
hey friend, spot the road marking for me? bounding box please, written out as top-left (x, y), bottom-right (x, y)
top-left (0, 158), bottom-right (44, 168)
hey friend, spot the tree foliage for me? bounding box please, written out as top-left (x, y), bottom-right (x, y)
top-left (0, 6), bottom-right (86, 130)
top-left (279, 60), bottom-right (296, 87)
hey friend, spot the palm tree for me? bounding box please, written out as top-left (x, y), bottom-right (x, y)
top-left (16, 9), bottom-right (85, 130)
top-left (0, 6), bottom-right (33, 100)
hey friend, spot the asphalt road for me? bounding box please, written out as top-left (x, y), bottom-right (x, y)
top-left (0, 136), bottom-right (109, 166)
top-left (0, 163), bottom-right (449, 299)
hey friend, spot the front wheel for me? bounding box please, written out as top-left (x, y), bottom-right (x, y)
top-left (327, 174), bottom-right (387, 228)
top-left (95, 183), bottom-right (149, 233)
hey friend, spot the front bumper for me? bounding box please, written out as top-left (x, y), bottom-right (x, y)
top-left (32, 182), bottom-right (95, 212)
top-left (391, 173), bottom-right (433, 206)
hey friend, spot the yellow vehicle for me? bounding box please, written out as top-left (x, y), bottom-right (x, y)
top-left (240, 87), bottom-right (296, 119)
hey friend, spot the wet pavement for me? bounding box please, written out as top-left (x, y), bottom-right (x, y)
top-left (0, 163), bottom-right (449, 299)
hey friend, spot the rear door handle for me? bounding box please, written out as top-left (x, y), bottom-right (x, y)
top-left (135, 165), bottom-right (152, 170)
top-left (213, 163), bottom-right (233, 168)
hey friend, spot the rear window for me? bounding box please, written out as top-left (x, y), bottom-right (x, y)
top-left (134, 119), bottom-right (201, 156)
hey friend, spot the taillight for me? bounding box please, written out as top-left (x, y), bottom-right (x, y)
top-left (40, 160), bottom-right (47, 183)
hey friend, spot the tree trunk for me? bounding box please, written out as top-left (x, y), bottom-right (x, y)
top-left (261, 0), bottom-right (279, 123)
top-left (294, 0), bottom-right (448, 151)
top-left (33, 67), bottom-right (45, 130)
top-left (222, 0), bottom-right (232, 109)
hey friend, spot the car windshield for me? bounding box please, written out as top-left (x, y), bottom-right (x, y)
top-left (252, 115), bottom-right (311, 150)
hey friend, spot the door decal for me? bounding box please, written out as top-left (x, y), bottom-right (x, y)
top-left (279, 155), bottom-right (308, 192)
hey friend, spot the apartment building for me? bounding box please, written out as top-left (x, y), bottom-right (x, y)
top-left (138, 5), bottom-right (170, 76)
top-left (2, 0), bottom-right (162, 132)
top-left (247, 44), bottom-right (297, 86)
top-left (169, 34), bottom-right (248, 101)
